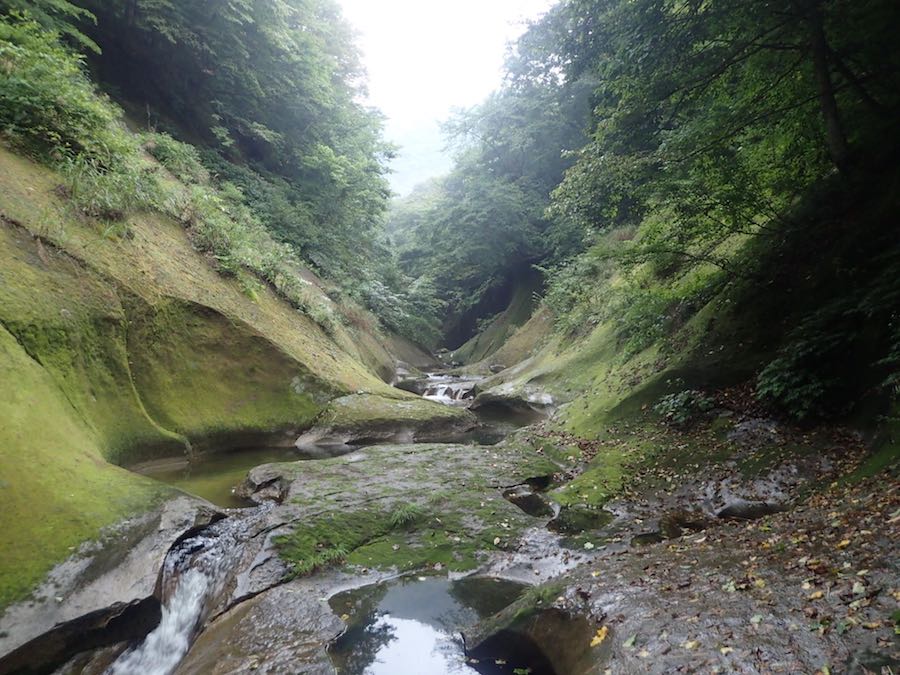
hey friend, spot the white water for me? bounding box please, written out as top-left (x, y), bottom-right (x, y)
top-left (421, 374), bottom-right (478, 406)
top-left (106, 569), bottom-right (209, 675)
top-left (105, 509), bottom-right (267, 675)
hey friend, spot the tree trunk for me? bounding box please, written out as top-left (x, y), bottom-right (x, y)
top-left (804, 0), bottom-right (850, 172)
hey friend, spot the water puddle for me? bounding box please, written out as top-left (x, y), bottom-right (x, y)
top-left (133, 446), bottom-right (346, 508)
top-left (328, 576), bottom-right (554, 675)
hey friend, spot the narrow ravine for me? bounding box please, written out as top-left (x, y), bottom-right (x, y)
top-left (92, 371), bottom-right (536, 675)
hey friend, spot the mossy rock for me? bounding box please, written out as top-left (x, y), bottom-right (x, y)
top-left (0, 146), bottom-right (421, 610)
top-left (239, 441), bottom-right (561, 576)
top-left (294, 394), bottom-right (477, 447)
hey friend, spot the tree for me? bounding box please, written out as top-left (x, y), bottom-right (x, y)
top-left (0, 0), bottom-right (98, 52)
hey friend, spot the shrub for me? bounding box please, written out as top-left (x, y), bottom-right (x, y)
top-left (144, 132), bottom-right (207, 184)
top-left (654, 389), bottom-right (715, 427)
top-left (0, 17), bottom-right (132, 163)
top-left (61, 154), bottom-right (161, 221)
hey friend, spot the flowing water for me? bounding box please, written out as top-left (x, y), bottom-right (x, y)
top-left (65, 373), bottom-right (539, 674)
top-left (421, 373), bottom-right (480, 406)
top-left (105, 508), bottom-right (268, 675)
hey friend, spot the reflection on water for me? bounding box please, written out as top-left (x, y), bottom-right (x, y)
top-left (329, 576), bottom-right (553, 675)
top-left (134, 447), bottom-right (310, 508)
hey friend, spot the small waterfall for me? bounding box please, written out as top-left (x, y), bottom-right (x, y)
top-left (105, 508), bottom-right (268, 675)
top-left (421, 373), bottom-right (478, 406)
top-left (106, 569), bottom-right (210, 675)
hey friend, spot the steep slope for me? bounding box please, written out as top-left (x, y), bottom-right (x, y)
top-left (0, 145), bottom-right (436, 607)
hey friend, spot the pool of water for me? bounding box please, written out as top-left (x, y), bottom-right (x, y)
top-left (328, 576), bottom-right (555, 675)
top-left (134, 446), bottom-right (319, 508)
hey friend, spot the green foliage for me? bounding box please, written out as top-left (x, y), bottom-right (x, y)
top-left (756, 350), bottom-right (831, 421)
top-left (62, 153), bottom-right (161, 221)
top-left (144, 132), bottom-right (207, 184)
top-left (0, 0), bottom-right (98, 52)
top-left (79, 0), bottom-right (392, 259)
top-left (0, 17), bottom-right (129, 163)
top-left (654, 389), bottom-right (715, 428)
top-left (389, 75), bottom-right (591, 345)
top-left (388, 503), bottom-right (424, 529)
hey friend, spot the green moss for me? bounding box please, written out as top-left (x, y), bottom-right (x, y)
top-left (125, 297), bottom-right (324, 447)
top-left (551, 435), bottom-right (656, 509)
top-left (0, 325), bottom-right (170, 608)
top-left (275, 504), bottom-right (502, 576)
top-left (317, 393), bottom-right (472, 430)
top-left (269, 442), bottom-right (560, 576)
top-left (0, 224), bottom-right (188, 463)
top-left (0, 144), bottom-right (428, 607)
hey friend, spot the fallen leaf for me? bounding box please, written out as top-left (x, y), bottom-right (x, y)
top-left (836, 539), bottom-right (851, 550)
top-left (808, 591), bottom-right (825, 600)
top-left (590, 626), bottom-right (609, 647)
top-left (683, 640), bottom-right (699, 650)
top-left (623, 634), bottom-right (637, 649)
top-left (720, 646), bottom-right (734, 655)
top-left (750, 614), bottom-right (764, 625)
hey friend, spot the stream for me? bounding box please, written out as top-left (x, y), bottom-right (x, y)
top-left (133, 446), bottom-right (354, 509)
top-left (105, 511), bottom-right (269, 675)
top-left (84, 372), bottom-right (541, 675)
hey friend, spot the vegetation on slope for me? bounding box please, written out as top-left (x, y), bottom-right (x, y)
top-left (394, 0), bottom-right (900, 431)
top-left (0, 5), bottom-right (440, 607)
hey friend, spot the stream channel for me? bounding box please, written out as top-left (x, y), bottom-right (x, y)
top-left (85, 371), bottom-right (555, 675)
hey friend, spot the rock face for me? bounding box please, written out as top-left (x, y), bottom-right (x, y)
top-left (0, 598), bottom-right (160, 675)
top-left (293, 394), bottom-right (478, 449)
top-left (0, 147), bottom-right (427, 612)
top-left (470, 387), bottom-right (554, 424)
top-left (0, 497), bottom-right (219, 662)
top-left (170, 441), bottom-right (562, 673)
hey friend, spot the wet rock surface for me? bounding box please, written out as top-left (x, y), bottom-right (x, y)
top-left (5, 402), bottom-right (896, 675)
top-left (532, 475), bottom-right (899, 674)
top-left (0, 496), bottom-right (220, 660)
top-left (0, 597), bottom-right (159, 675)
top-left (171, 440), bottom-right (566, 673)
top-left (470, 389), bottom-right (552, 425)
top-left (468, 423), bottom-right (900, 674)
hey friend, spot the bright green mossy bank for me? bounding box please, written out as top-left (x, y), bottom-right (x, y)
top-left (0, 325), bottom-right (171, 607)
top-left (0, 146), bottom-right (418, 608)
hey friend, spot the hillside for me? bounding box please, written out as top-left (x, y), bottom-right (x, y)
top-left (0, 145), bottom-right (446, 609)
top-left (0, 0), bottom-right (898, 673)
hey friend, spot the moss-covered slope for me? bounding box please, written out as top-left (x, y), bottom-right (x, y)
top-left (0, 146), bottom-right (420, 607)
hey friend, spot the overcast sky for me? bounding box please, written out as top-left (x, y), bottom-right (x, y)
top-left (338, 0), bottom-right (556, 196)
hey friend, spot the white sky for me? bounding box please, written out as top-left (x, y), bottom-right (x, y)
top-left (337, 0), bottom-right (556, 196)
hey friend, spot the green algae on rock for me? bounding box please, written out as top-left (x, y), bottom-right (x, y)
top-left (294, 393), bottom-right (478, 448)
top-left (0, 146), bottom-right (445, 611)
top-left (235, 442), bottom-right (561, 577)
